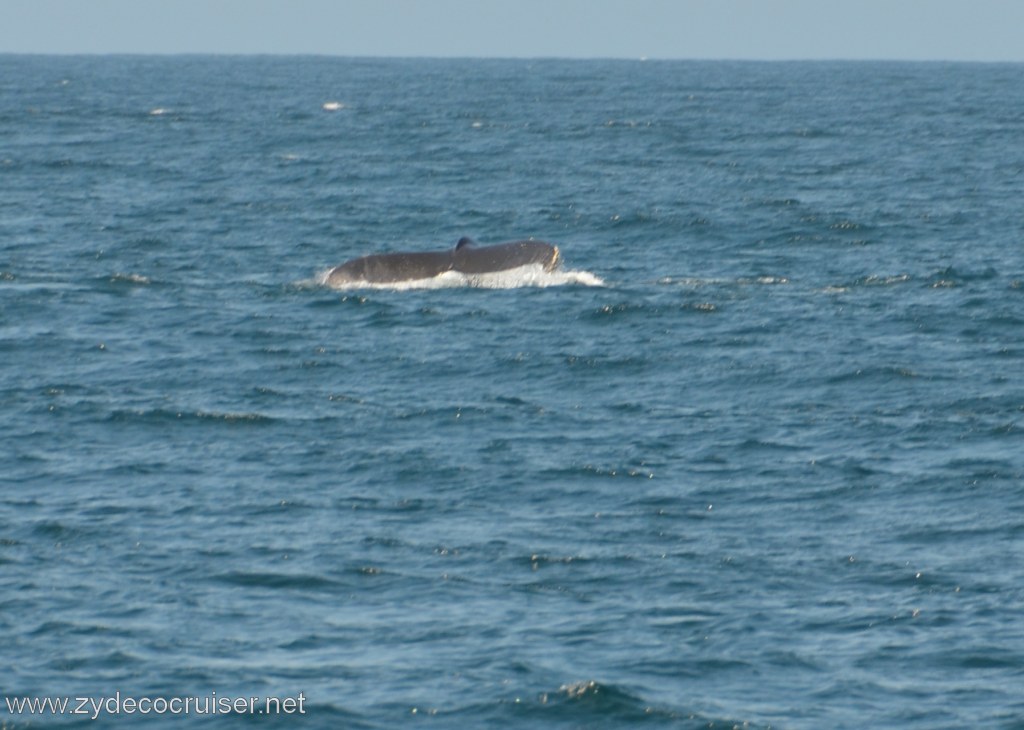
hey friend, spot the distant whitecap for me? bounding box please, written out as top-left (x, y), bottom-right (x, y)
top-left (322, 101), bottom-right (345, 111)
top-left (149, 108), bottom-right (168, 116)
top-left (109, 272), bottom-right (151, 285)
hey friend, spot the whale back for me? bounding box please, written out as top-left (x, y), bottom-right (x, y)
top-left (453, 240), bottom-right (559, 274)
top-left (326, 238), bottom-right (561, 286)
top-left (327, 250), bottom-right (453, 285)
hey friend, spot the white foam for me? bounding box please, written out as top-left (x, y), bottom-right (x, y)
top-left (109, 272), bottom-right (151, 285)
top-left (658, 275), bottom-right (789, 287)
top-left (319, 264), bottom-right (604, 291)
top-left (541, 269), bottom-right (606, 288)
top-left (322, 101), bottom-right (345, 111)
top-left (465, 266), bottom-right (605, 289)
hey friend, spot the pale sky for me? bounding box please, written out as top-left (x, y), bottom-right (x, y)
top-left (3, 0), bottom-right (1023, 61)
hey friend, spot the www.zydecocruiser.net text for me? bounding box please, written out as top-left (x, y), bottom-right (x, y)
top-left (5, 692), bottom-right (307, 720)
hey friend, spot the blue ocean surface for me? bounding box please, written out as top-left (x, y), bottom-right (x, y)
top-left (2, 56), bottom-right (1023, 728)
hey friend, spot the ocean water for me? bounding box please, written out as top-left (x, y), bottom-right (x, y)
top-left (2, 55), bottom-right (1023, 728)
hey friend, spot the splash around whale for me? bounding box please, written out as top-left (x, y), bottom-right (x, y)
top-left (321, 237), bottom-right (603, 289)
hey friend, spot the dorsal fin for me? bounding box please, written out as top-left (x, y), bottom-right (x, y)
top-left (455, 237), bottom-right (477, 251)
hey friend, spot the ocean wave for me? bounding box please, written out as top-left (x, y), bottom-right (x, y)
top-left (107, 408), bottom-right (276, 425)
top-left (585, 300), bottom-right (717, 320)
top-left (820, 273), bottom-right (912, 293)
top-left (657, 275), bottom-right (789, 287)
top-left (107, 272), bottom-right (151, 285)
top-left (210, 570), bottom-right (344, 592)
top-left (498, 679), bottom-right (761, 728)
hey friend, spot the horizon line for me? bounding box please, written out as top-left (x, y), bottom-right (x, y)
top-left (3, 51), bottom-right (1022, 65)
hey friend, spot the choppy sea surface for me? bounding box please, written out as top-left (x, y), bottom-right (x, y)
top-left (2, 56), bottom-right (1023, 728)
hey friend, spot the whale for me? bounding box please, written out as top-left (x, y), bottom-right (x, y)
top-left (325, 237), bottom-right (561, 286)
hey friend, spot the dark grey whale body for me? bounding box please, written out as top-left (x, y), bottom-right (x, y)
top-left (325, 237), bottom-right (561, 286)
